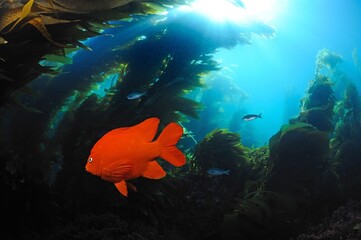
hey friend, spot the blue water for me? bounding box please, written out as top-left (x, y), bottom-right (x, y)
top-left (193, 0), bottom-right (361, 146)
top-left (33, 0), bottom-right (361, 148)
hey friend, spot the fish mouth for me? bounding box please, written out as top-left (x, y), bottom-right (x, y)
top-left (85, 163), bottom-right (95, 175)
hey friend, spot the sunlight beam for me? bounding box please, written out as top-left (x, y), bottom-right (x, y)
top-left (187, 0), bottom-right (286, 24)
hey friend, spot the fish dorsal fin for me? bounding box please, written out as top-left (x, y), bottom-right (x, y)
top-left (102, 159), bottom-right (132, 183)
top-left (131, 118), bottom-right (160, 142)
top-left (142, 161), bottom-right (166, 179)
top-left (115, 180), bottom-right (128, 197)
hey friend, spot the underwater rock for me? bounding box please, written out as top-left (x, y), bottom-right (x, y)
top-left (236, 122), bottom-right (337, 239)
top-left (295, 200), bottom-right (361, 240)
top-left (267, 122), bottom-right (330, 198)
top-left (48, 212), bottom-right (181, 240)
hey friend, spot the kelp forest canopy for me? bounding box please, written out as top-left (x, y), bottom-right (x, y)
top-left (0, 0), bottom-right (189, 107)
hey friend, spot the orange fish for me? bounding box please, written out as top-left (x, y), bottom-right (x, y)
top-left (85, 117), bottom-right (186, 197)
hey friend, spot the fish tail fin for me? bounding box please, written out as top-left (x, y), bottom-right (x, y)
top-left (258, 113), bottom-right (262, 118)
top-left (225, 170), bottom-right (231, 175)
top-left (157, 122), bottom-right (186, 167)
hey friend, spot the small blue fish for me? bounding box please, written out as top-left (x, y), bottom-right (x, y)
top-left (127, 90), bottom-right (147, 100)
top-left (207, 168), bottom-right (230, 176)
top-left (243, 113), bottom-right (262, 121)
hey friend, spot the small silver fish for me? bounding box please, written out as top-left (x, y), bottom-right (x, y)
top-left (243, 113), bottom-right (262, 121)
top-left (127, 90), bottom-right (147, 100)
top-left (207, 168), bottom-right (230, 176)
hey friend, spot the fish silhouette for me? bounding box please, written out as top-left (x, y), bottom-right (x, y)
top-left (207, 168), bottom-right (230, 176)
top-left (243, 113), bottom-right (262, 121)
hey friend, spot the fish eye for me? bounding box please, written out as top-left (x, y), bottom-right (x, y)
top-left (88, 158), bottom-right (93, 163)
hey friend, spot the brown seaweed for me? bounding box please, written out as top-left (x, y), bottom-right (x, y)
top-left (0, 0), bottom-right (188, 107)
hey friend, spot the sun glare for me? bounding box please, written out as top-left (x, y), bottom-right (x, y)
top-left (242, 0), bottom-right (286, 22)
top-left (187, 0), bottom-right (287, 24)
top-left (190, 0), bottom-right (249, 23)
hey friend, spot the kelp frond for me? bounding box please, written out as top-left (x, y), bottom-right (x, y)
top-left (192, 129), bottom-right (248, 174)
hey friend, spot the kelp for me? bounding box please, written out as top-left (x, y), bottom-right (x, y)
top-left (0, 0), bottom-right (188, 107)
top-left (225, 123), bottom-right (332, 239)
top-left (333, 83), bottom-right (361, 141)
top-left (213, 48), bottom-right (361, 240)
top-left (247, 146), bottom-right (270, 178)
top-left (292, 75), bottom-right (335, 132)
top-left (191, 129), bottom-right (249, 186)
top-left (331, 83), bottom-right (361, 197)
top-left (291, 49), bottom-right (351, 132)
top-left (315, 48), bottom-right (343, 77)
top-left (352, 48), bottom-right (361, 85)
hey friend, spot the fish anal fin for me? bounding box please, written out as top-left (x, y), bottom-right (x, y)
top-left (142, 161), bottom-right (166, 179)
top-left (132, 118), bottom-right (160, 142)
top-left (115, 180), bottom-right (128, 197)
top-left (102, 160), bottom-right (132, 183)
top-left (157, 123), bottom-right (186, 167)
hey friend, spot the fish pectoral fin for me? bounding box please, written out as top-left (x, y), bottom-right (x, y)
top-left (115, 180), bottom-right (128, 197)
top-left (102, 160), bottom-right (132, 183)
top-left (142, 161), bottom-right (166, 179)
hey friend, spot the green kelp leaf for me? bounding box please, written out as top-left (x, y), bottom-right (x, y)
top-left (44, 54), bottom-right (73, 64)
top-left (71, 40), bottom-right (92, 51)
